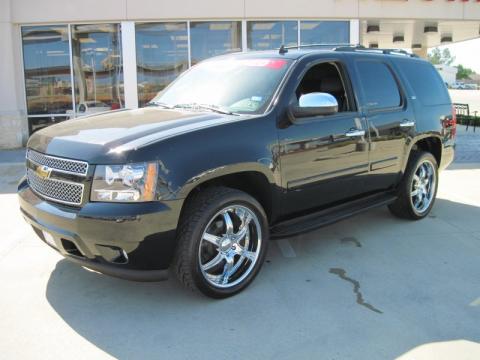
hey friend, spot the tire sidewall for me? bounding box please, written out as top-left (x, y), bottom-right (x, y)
top-left (187, 191), bottom-right (269, 298)
top-left (405, 152), bottom-right (439, 219)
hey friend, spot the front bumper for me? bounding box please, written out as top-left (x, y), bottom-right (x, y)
top-left (18, 177), bottom-right (183, 281)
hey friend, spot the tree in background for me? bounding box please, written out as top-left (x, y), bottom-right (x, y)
top-left (428, 47), bottom-right (477, 80)
top-left (428, 48), bottom-right (455, 66)
top-left (456, 64), bottom-right (476, 80)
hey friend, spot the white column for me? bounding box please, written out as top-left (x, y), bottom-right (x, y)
top-left (241, 20), bottom-right (247, 51)
top-left (121, 21), bottom-right (138, 109)
top-left (350, 19), bottom-right (360, 45)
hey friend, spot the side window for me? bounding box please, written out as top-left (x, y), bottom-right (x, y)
top-left (295, 62), bottom-right (352, 113)
top-left (395, 60), bottom-right (450, 106)
top-left (356, 60), bottom-right (401, 110)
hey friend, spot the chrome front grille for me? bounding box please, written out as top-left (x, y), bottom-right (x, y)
top-left (27, 149), bottom-right (88, 176)
top-left (27, 168), bottom-right (84, 206)
top-left (26, 150), bottom-right (87, 206)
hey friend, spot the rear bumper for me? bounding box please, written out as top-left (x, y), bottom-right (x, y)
top-left (18, 177), bottom-right (183, 281)
top-left (440, 144), bottom-right (455, 171)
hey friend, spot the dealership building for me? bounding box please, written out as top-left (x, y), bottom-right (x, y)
top-left (0, 0), bottom-right (479, 149)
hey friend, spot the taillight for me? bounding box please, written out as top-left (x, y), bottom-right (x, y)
top-left (443, 105), bottom-right (457, 139)
top-left (451, 105), bottom-right (457, 138)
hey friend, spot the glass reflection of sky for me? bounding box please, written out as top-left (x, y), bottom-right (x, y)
top-left (190, 22), bottom-right (242, 65)
top-left (300, 21), bottom-right (350, 45)
top-left (247, 21), bottom-right (298, 50)
top-left (136, 22), bottom-right (189, 107)
top-left (22, 26), bottom-right (70, 70)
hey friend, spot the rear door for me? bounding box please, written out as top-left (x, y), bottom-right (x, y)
top-left (349, 56), bottom-right (415, 192)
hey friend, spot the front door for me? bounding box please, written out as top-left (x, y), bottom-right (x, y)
top-left (277, 59), bottom-right (369, 216)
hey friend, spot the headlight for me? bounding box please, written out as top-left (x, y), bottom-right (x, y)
top-left (91, 162), bottom-right (158, 202)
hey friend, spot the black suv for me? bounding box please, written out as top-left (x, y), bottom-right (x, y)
top-left (18, 47), bottom-right (456, 298)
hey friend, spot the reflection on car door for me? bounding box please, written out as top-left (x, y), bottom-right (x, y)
top-left (278, 60), bottom-right (369, 216)
top-left (351, 58), bottom-right (414, 192)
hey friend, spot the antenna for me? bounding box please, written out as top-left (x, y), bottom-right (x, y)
top-left (279, 45), bottom-right (288, 54)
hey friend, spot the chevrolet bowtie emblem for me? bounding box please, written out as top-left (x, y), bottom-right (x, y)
top-left (35, 165), bottom-right (52, 180)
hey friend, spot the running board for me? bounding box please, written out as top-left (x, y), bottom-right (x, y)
top-left (270, 193), bottom-right (397, 239)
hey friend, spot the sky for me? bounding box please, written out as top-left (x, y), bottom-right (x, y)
top-left (435, 38), bottom-right (480, 73)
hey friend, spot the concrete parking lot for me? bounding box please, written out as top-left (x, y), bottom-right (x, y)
top-left (1, 126), bottom-right (479, 360)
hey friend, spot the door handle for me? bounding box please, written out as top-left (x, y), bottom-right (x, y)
top-left (399, 120), bottom-right (415, 128)
top-left (345, 128), bottom-right (366, 137)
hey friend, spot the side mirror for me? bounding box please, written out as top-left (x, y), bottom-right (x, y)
top-left (291, 92), bottom-right (338, 118)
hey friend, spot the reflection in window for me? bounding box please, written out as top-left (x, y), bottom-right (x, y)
top-left (300, 21), bottom-right (349, 46)
top-left (190, 22), bottom-right (242, 65)
top-left (71, 24), bottom-right (124, 117)
top-left (28, 116), bottom-right (69, 134)
top-left (247, 21), bottom-right (297, 50)
top-left (21, 25), bottom-right (72, 115)
top-left (136, 22), bottom-right (188, 107)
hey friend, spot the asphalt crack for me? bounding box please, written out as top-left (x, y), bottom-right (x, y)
top-left (329, 268), bottom-right (383, 314)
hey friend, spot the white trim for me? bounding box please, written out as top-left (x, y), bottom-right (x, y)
top-left (121, 21), bottom-right (139, 109)
top-left (350, 19), bottom-right (360, 45)
top-left (67, 24), bottom-right (76, 117)
top-left (18, 25), bottom-right (28, 120)
top-left (27, 114), bottom-right (70, 118)
top-left (297, 20), bottom-right (301, 48)
top-left (241, 19), bottom-right (247, 51)
top-left (187, 20), bottom-right (191, 67)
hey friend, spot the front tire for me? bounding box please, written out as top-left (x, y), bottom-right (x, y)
top-left (173, 187), bottom-right (269, 298)
top-left (388, 151), bottom-right (438, 220)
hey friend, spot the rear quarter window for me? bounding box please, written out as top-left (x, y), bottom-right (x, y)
top-left (394, 60), bottom-right (451, 106)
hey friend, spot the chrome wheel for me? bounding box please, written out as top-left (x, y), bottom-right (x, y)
top-left (198, 205), bottom-right (262, 288)
top-left (410, 160), bottom-right (436, 214)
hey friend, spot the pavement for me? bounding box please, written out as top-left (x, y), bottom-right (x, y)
top-left (0, 126), bottom-right (479, 360)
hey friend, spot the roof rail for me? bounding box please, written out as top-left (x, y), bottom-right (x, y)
top-left (277, 43), bottom-right (356, 53)
top-left (276, 43), bottom-right (418, 58)
top-left (333, 45), bottom-right (419, 58)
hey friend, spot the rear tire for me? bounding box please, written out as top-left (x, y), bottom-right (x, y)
top-left (388, 151), bottom-right (438, 220)
top-left (173, 186), bottom-right (269, 298)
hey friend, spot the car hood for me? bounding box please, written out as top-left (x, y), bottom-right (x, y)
top-left (27, 108), bottom-right (241, 163)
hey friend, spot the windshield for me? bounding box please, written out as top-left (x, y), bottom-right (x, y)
top-left (151, 57), bottom-right (293, 115)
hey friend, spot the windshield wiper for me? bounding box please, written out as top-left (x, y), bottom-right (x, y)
top-left (146, 101), bottom-right (173, 109)
top-left (172, 103), bottom-right (239, 116)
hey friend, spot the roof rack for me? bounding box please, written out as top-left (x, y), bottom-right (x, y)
top-left (333, 45), bottom-right (419, 58)
top-left (278, 43), bottom-right (354, 53)
top-left (277, 43), bottom-right (418, 58)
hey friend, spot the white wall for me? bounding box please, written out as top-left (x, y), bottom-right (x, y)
top-left (0, 0), bottom-right (27, 149)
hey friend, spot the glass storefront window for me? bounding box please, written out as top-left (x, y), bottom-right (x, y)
top-left (71, 24), bottom-right (124, 117)
top-left (21, 25), bottom-right (72, 115)
top-left (247, 21), bottom-right (297, 50)
top-left (300, 21), bottom-right (350, 46)
top-left (135, 22), bottom-right (188, 107)
top-left (190, 21), bottom-right (242, 65)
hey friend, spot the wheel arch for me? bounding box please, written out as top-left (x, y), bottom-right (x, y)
top-left (403, 135), bottom-right (443, 172)
top-left (177, 164), bottom-right (279, 225)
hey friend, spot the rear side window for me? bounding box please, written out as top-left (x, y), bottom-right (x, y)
top-left (355, 60), bottom-right (401, 110)
top-left (395, 60), bottom-right (450, 106)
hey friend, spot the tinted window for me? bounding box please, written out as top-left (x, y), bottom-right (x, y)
top-left (395, 60), bottom-right (450, 105)
top-left (190, 22), bottom-right (242, 66)
top-left (356, 61), bottom-right (401, 110)
top-left (136, 22), bottom-right (188, 107)
top-left (247, 21), bottom-right (297, 50)
top-left (21, 25), bottom-right (72, 115)
top-left (71, 24), bottom-right (124, 117)
top-left (300, 21), bottom-right (349, 45)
